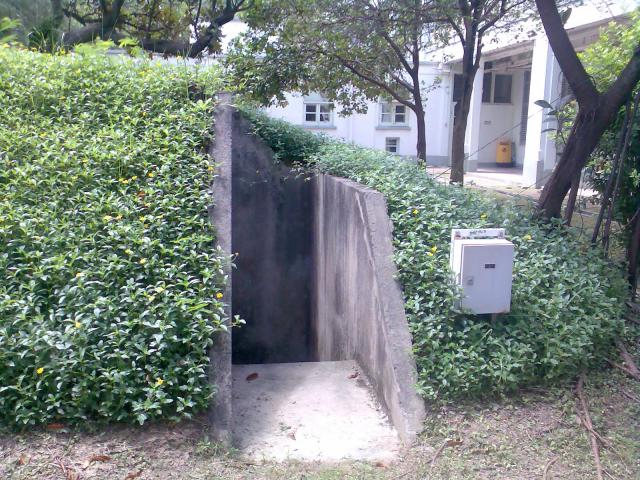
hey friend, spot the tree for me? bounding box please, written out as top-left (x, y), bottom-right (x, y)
top-left (0, 17), bottom-right (21, 44)
top-left (443, 0), bottom-right (531, 183)
top-left (25, 0), bottom-right (251, 56)
top-left (535, 0), bottom-right (640, 219)
top-left (226, 0), bottom-right (440, 162)
top-left (582, 13), bottom-right (640, 293)
top-left (0, 1), bottom-right (50, 43)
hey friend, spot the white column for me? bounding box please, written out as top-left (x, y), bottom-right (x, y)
top-left (464, 61), bottom-right (484, 172)
top-left (522, 36), bottom-right (562, 188)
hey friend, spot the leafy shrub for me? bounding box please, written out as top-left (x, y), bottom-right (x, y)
top-left (246, 111), bottom-right (629, 399)
top-left (0, 47), bottom-right (226, 427)
top-left (239, 107), bottom-right (328, 164)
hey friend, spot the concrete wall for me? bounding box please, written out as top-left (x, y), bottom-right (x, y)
top-left (313, 174), bottom-right (426, 445)
top-left (210, 101), bottom-right (425, 446)
top-left (208, 95), bottom-right (234, 443)
top-left (230, 110), bottom-right (313, 364)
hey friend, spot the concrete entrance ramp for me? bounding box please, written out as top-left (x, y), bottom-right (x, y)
top-left (208, 97), bottom-right (426, 456)
top-left (232, 361), bottom-right (400, 461)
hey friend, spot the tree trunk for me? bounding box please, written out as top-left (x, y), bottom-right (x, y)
top-left (591, 101), bottom-right (633, 243)
top-left (451, 36), bottom-right (480, 184)
top-left (563, 169), bottom-right (581, 225)
top-left (450, 112), bottom-right (467, 183)
top-left (629, 206), bottom-right (640, 299)
top-left (415, 105), bottom-right (427, 164)
top-left (534, 0), bottom-right (640, 219)
top-left (538, 104), bottom-right (611, 218)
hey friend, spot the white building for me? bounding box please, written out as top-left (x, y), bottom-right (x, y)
top-left (258, 3), bottom-right (635, 188)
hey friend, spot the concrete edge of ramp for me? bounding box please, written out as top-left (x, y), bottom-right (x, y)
top-left (313, 175), bottom-right (426, 445)
top-left (207, 94), bottom-right (233, 443)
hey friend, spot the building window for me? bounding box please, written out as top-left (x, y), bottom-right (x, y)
top-left (482, 72), bottom-right (512, 104)
top-left (453, 74), bottom-right (464, 104)
top-left (493, 74), bottom-right (512, 103)
top-left (385, 137), bottom-right (400, 153)
top-left (380, 102), bottom-right (407, 126)
top-left (304, 101), bottom-right (333, 126)
top-left (482, 72), bottom-right (492, 103)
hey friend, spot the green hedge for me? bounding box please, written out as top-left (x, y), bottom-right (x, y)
top-left (0, 48), bottom-right (226, 427)
top-left (246, 109), bottom-right (630, 399)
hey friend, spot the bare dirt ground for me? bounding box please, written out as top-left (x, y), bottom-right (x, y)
top-left (1, 368), bottom-right (638, 480)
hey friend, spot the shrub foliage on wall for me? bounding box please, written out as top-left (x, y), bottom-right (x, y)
top-left (245, 109), bottom-right (630, 399)
top-left (0, 48), bottom-right (226, 427)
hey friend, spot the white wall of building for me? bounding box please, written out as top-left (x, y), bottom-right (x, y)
top-left (264, 64), bottom-right (453, 164)
top-left (475, 68), bottom-right (528, 165)
top-left (244, 2), bottom-right (635, 179)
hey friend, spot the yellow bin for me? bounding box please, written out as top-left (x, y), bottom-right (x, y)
top-left (496, 141), bottom-right (512, 167)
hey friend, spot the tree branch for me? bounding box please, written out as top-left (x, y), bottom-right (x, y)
top-left (535, 0), bottom-right (599, 105)
top-left (602, 44), bottom-right (640, 119)
top-left (328, 51), bottom-right (416, 110)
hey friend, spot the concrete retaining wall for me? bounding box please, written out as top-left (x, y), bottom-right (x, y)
top-left (207, 95), bottom-right (233, 443)
top-left (230, 111), bottom-right (313, 364)
top-left (313, 174), bottom-right (426, 444)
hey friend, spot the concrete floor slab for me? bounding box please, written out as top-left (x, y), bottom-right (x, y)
top-left (232, 361), bottom-right (401, 461)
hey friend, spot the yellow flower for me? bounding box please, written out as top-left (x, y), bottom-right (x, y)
top-left (523, 234), bottom-right (532, 241)
top-left (115, 214), bottom-right (123, 220)
top-left (131, 176), bottom-right (138, 181)
top-left (480, 213), bottom-right (488, 220)
top-left (147, 172), bottom-right (154, 178)
top-left (216, 292), bottom-right (224, 299)
top-left (103, 215), bottom-right (112, 221)
top-left (427, 252), bottom-right (434, 257)
top-left (139, 216), bottom-right (146, 222)
top-left (412, 209), bottom-right (419, 215)
top-left (156, 378), bottom-right (164, 386)
top-left (75, 321), bottom-right (82, 329)
top-left (430, 246), bottom-right (438, 253)
top-left (75, 272), bottom-right (84, 278)
top-left (125, 248), bottom-right (133, 255)
top-left (207, 165), bottom-right (215, 172)
top-left (139, 258), bottom-right (147, 265)
top-left (36, 367), bottom-right (44, 375)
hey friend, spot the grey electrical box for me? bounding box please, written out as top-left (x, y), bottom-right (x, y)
top-left (450, 229), bottom-right (514, 314)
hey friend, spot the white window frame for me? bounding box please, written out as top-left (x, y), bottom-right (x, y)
top-left (379, 102), bottom-right (408, 126)
top-left (385, 137), bottom-right (400, 154)
top-left (303, 101), bottom-right (334, 126)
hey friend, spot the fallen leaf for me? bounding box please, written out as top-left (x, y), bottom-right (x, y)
top-left (348, 372), bottom-right (359, 379)
top-left (246, 372), bottom-right (258, 381)
top-left (89, 455), bottom-right (111, 463)
top-left (17, 454), bottom-right (28, 466)
top-left (125, 470), bottom-right (143, 480)
top-left (46, 423), bottom-right (66, 431)
top-left (374, 461), bottom-right (387, 468)
top-left (445, 438), bottom-right (463, 447)
top-left (287, 430), bottom-right (296, 440)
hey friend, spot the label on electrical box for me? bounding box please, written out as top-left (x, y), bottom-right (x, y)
top-left (451, 228), bottom-right (506, 241)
